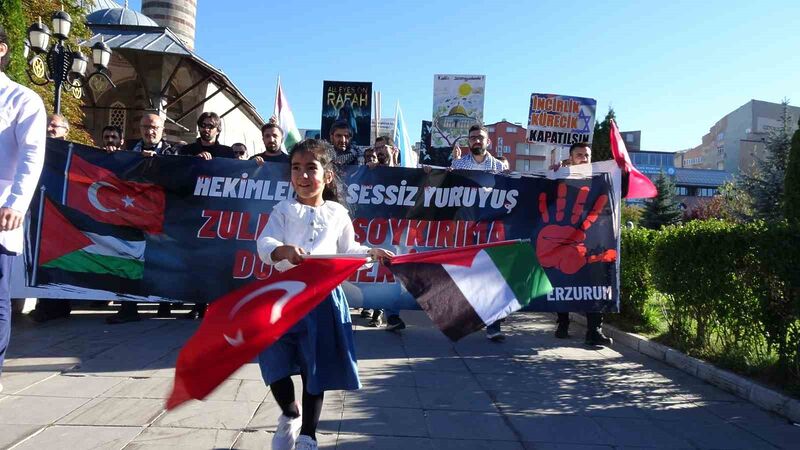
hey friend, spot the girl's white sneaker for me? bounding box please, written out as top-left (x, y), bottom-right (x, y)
top-left (295, 435), bottom-right (318, 450)
top-left (271, 413), bottom-right (301, 450)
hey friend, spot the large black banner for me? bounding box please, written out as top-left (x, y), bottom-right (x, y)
top-left (15, 140), bottom-right (621, 313)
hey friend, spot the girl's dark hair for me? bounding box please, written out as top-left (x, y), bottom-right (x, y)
top-left (289, 139), bottom-right (345, 204)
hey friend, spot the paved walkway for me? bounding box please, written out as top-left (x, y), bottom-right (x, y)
top-left (1, 306), bottom-right (799, 449)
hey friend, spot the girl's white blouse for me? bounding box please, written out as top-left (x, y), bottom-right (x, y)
top-left (257, 199), bottom-right (370, 265)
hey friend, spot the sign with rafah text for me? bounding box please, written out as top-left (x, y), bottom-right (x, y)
top-left (13, 139), bottom-right (622, 314)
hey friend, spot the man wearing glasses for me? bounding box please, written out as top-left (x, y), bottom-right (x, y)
top-left (46, 114), bottom-right (69, 139)
top-left (231, 143), bottom-right (249, 160)
top-left (131, 113), bottom-right (178, 156)
top-left (179, 112), bottom-right (235, 160)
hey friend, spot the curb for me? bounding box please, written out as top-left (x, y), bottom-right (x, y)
top-left (569, 313), bottom-right (800, 424)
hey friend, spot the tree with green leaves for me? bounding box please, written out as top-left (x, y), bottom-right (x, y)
top-left (737, 100), bottom-right (794, 222)
top-left (641, 172), bottom-right (682, 229)
top-left (785, 116), bottom-right (800, 224)
top-left (0, 0), bottom-right (94, 144)
top-left (590, 108), bottom-right (615, 162)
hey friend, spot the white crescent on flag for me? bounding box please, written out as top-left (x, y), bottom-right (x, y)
top-left (222, 280), bottom-right (308, 346)
top-left (87, 181), bottom-right (119, 213)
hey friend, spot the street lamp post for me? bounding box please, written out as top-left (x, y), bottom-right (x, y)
top-left (24, 8), bottom-right (115, 114)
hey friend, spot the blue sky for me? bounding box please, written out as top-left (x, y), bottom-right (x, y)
top-left (129, 0), bottom-right (799, 151)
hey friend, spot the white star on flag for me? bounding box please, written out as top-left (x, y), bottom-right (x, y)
top-left (121, 195), bottom-right (135, 208)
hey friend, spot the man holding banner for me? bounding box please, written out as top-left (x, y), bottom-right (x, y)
top-left (450, 124), bottom-right (507, 341)
top-left (0, 25), bottom-right (47, 391)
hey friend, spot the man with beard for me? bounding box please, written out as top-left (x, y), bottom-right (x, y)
top-left (252, 121), bottom-right (289, 165)
top-left (554, 143), bottom-right (612, 347)
top-left (179, 112), bottom-right (235, 160)
top-left (450, 125), bottom-right (506, 342)
top-left (329, 120), bottom-right (359, 166)
top-left (130, 113), bottom-right (178, 156)
top-left (99, 125), bottom-right (124, 153)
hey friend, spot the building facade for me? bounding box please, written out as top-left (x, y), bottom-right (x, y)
top-left (675, 100), bottom-right (800, 175)
top-left (486, 120), bottom-right (548, 173)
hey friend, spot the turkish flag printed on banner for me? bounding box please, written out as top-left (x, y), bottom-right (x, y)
top-left (166, 256), bottom-right (368, 410)
top-left (66, 154), bottom-right (166, 233)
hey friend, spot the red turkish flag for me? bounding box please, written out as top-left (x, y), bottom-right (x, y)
top-left (609, 119), bottom-right (658, 199)
top-left (66, 154), bottom-right (166, 233)
top-left (166, 256), bottom-right (368, 410)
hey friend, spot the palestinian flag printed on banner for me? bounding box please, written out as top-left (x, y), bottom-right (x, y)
top-left (38, 196), bottom-right (146, 280)
top-left (389, 240), bottom-right (552, 341)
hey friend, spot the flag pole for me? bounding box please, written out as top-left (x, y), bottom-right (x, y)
top-left (30, 185), bottom-right (47, 286)
top-left (62, 142), bottom-right (73, 204)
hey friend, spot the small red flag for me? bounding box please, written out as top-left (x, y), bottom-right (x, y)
top-left (66, 154), bottom-right (166, 233)
top-left (38, 197), bottom-right (93, 265)
top-left (166, 256), bottom-right (368, 410)
top-left (609, 119), bottom-right (658, 199)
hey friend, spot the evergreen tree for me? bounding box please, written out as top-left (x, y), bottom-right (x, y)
top-left (785, 116), bottom-right (800, 224)
top-left (738, 100), bottom-right (794, 222)
top-left (642, 172), bottom-right (682, 229)
top-left (591, 108), bottom-right (615, 161)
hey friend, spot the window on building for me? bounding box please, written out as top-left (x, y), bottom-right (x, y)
top-left (675, 186), bottom-right (689, 196)
top-left (487, 127), bottom-right (495, 133)
top-left (516, 144), bottom-right (529, 155)
top-left (626, 134), bottom-right (634, 143)
top-left (108, 101), bottom-right (126, 135)
top-left (506, 126), bottom-right (517, 133)
top-left (698, 188), bottom-right (717, 197)
top-left (516, 160), bottom-right (530, 172)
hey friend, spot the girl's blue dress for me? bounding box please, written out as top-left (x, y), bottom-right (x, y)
top-left (257, 285), bottom-right (360, 394)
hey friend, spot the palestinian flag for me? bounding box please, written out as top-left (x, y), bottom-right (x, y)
top-left (38, 196), bottom-right (145, 281)
top-left (389, 240), bottom-right (552, 341)
top-left (273, 76), bottom-right (302, 152)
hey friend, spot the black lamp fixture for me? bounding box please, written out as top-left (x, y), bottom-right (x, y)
top-left (25, 6), bottom-right (116, 114)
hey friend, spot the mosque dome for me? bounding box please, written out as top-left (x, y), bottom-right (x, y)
top-left (449, 105), bottom-right (468, 116)
top-left (85, 0), bottom-right (125, 13)
top-left (86, 4), bottom-right (159, 26)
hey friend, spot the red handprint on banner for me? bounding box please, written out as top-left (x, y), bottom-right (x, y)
top-left (536, 183), bottom-right (617, 275)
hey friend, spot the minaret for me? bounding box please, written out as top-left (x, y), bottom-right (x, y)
top-left (141, 0), bottom-right (197, 50)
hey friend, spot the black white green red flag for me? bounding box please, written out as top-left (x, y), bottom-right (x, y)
top-left (389, 240), bottom-right (552, 341)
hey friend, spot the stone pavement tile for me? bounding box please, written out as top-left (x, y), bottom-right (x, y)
top-left (591, 416), bottom-right (694, 448)
top-left (698, 400), bottom-right (789, 426)
top-left (248, 391), bottom-right (344, 434)
top-left (58, 397), bottom-right (164, 426)
top-left (356, 356), bottom-right (412, 372)
top-left (0, 424), bottom-right (41, 449)
top-left (3, 356), bottom-right (81, 372)
top-left (230, 362), bottom-right (264, 380)
top-left (430, 439), bottom-right (524, 450)
top-left (345, 385), bottom-right (420, 409)
top-left (656, 420), bottom-right (778, 449)
top-left (202, 378), bottom-right (268, 403)
top-left (462, 355), bottom-right (525, 374)
top-left (0, 395), bottom-right (89, 425)
top-left (358, 368), bottom-right (416, 387)
top-left (522, 444), bottom-right (614, 450)
top-left (413, 370), bottom-right (480, 390)
top-left (0, 370), bottom-right (58, 394)
top-left (407, 356), bottom-right (469, 372)
top-left (335, 434), bottom-right (435, 449)
top-left (100, 377), bottom-right (172, 399)
top-left (123, 426), bottom-right (238, 449)
top-left (16, 374), bottom-right (124, 398)
top-left (418, 387), bottom-right (497, 412)
top-left (154, 400), bottom-right (259, 429)
top-left (725, 422), bottom-right (800, 449)
top-left (338, 406), bottom-right (428, 437)
top-left (233, 429), bottom-right (337, 449)
top-left (492, 390), bottom-right (646, 419)
top-left (636, 399), bottom-right (726, 423)
top-left (424, 410), bottom-right (517, 441)
top-left (12, 425), bottom-right (142, 450)
top-left (506, 414), bottom-right (614, 446)
top-left (673, 382), bottom-right (746, 402)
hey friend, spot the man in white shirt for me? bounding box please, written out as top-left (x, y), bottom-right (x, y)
top-left (0, 26), bottom-right (47, 391)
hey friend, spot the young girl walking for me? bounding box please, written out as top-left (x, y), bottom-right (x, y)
top-left (256, 139), bottom-right (393, 450)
